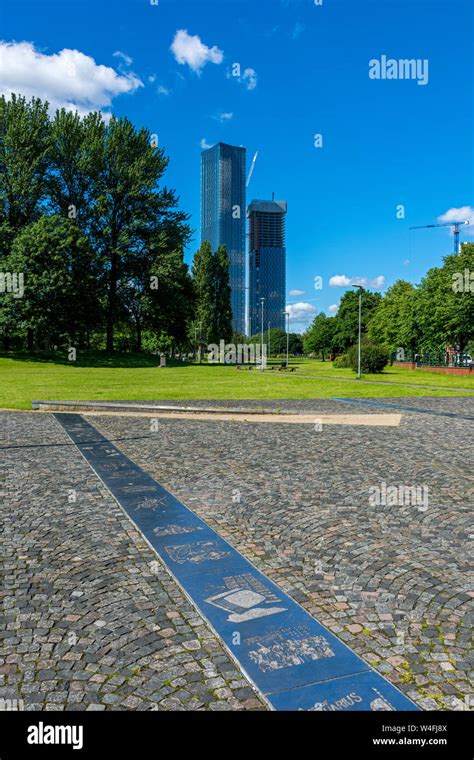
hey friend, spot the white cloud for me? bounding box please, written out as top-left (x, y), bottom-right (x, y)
top-left (0, 41), bottom-right (142, 118)
top-left (113, 50), bottom-right (133, 66)
top-left (171, 30), bottom-right (223, 73)
top-left (285, 301), bottom-right (317, 323)
top-left (329, 274), bottom-right (385, 289)
top-left (437, 206), bottom-right (474, 238)
top-left (438, 206), bottom-right (474, 224)
top-left (289, 289), bottom-right (305, 296)
top-left (158, 85), bottom-right (170, 96)
top-left (329, 275), bottom-right (351, 287)
top-left (216, 111), bottom-right (233, 122)
top-left (200, 138), bottom-right (214, 150)
top-left (328, 303), bottom-right (339, 314)
top-left (370, 275), bottom-right (386, 289)
top-left (148, 74), bottom-right (157, 83)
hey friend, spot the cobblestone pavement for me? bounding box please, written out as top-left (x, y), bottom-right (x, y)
top-left (86, 398), bottom-right (474, 712)
top-left (0, 412), bottom-right (265, 711)
top-left (1, 399), bottom-right (472, 712)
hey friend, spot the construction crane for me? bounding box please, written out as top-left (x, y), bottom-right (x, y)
top-left (409, 220), bottom-right (470, 254)
top-left (246, 150), bottom-right (259, 188)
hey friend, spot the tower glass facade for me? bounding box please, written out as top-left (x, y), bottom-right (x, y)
top-left (201, 142), bottom-right (246, 334)
top-left (248, 200), bottom-right (287, 336)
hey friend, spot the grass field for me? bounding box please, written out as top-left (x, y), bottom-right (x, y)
top-left (1, 352), bottom-right (473, 410)
top-left (281, 357), bottom-right (474, 389)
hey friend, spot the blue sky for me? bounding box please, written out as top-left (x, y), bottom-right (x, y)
top-left (1, 0), bottom-right (473, 331)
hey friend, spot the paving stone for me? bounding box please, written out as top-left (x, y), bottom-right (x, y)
top-left (0, 412), bottom-right (266, 712)
top-left (3, 401), bottom-right (472, 712)
top-left (90, 397), bottom-right (473, 711)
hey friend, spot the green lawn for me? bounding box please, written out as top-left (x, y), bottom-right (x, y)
top-left (287, 357), bottom-right (474, 389)
top-left (1, 352), bottom-right (472, 410)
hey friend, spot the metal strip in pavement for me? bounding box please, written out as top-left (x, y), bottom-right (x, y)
top-left (333, 397), bottom-right (474, 421)
top-left (54, 413), bottom-right (419, 712)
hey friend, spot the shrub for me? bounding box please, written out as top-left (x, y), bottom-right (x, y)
top-left (333, 354), bottom-right (351, 368)
top-left (348, 342), bottom-right (388, 374)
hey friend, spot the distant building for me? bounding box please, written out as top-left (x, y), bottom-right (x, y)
top-left (248, 199), bottom-right (287, 335)
top-left (201, 142), bottom-right (246, 334)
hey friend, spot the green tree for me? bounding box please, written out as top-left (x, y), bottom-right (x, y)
top-left (0, 216), bottom-right (101, 350)
top-left (192, 241), bottom-right (215, 345)
top-left (214, 245), bottom-right (233, 343)
top-left (48, 108), bottom-right (105, 230)
top-left (248, 328), bottom-right (303, 356)
top-left (287, 333), bottom-right (303, 354)
top-left (143, 245), bottom-right (194, 351)
top-left (248, 328), bottom-right (285, 355)
top-left (48, 108), bottom-right (193, 352)
top-left (232, 330), bottom-right (247, 344)
top-left (334, 289), bottom-right (382, 352)
top-left (368, 280), bottom-right (422, 354)
top-left (0, 94), bottom-right (193, 356)
top-left (303, 312), bottom-right (336, 360)
top-left (191, 241), bottom-right (232, 346)
top-left (0, 95), bottom-right (50, 230)
top-left (416, 246), bottom-right (474, 355)
top-left (90, 115), bottom-right (190, 352)
top-left (0, 222), bottom-right (19, 349)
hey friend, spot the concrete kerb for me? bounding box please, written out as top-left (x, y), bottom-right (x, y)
top-left (31, 401), bottom-right (402, 427)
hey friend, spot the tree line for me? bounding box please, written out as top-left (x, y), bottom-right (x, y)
top-left (246, 328), bottom-right (303, 356)
top-left (304, 246), bottom-right (474, 362)
top-left (0, 95), bottom-right (232, 354)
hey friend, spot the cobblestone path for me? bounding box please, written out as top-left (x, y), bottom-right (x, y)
top-left (89, 398), bottom-right (473, 711)
top-left (1, 399), bottom-right (472, 711)
top-left (1, 412), bottom-right (265, 711)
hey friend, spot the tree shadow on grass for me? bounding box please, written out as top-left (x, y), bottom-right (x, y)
top-left (0, 350), bottom-right (194, 369)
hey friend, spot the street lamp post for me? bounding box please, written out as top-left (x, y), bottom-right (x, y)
top-left (268, 321), bottom-right (271, 361)
top-left (260, 298), bottom-right (265, 370)
top-left (197, 321), bottom-right (202, 364)
top-left (352, 285), bottom-right (362, 380)
top-left (283, 310), bottom-right (290, 368)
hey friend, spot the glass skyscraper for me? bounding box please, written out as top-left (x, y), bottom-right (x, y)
top-left (201, 142), bottom-right (246, 335)
top-left (248, 199), bottom-right (287, 336)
